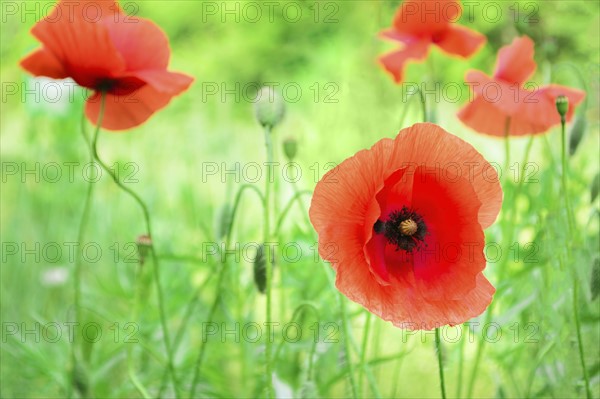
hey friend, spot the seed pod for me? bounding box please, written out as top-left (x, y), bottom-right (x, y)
top-left (569, 114), bottom-right (587, 156)
top-left (254, 86), bottom-right (285, 129)
top-left (555, 95), bottom-right (568, 119)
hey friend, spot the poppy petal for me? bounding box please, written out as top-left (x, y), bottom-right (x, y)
top-left (379, 40), bottom-right (429, 83)
top-left (459, 84), bottom-right (586, 136)
top-left (20, 48), bottom-right (68, 79)
top-left (494, 36), bottom-right (536, 85)
top-left (85, 84), bottom-right (173, 130)
top-left (435, 25), bottom-right (486, 58)
top-left (103, 15), bottom-right (171, 71)
top-left (392, 0), bottom-right (461, 37)
top-left (335, 254), bottom-right (494, 330)
top-left (30, 5), bottom-right (126, 88)
top-left (131, 70), bottom-right (194, 95)
top-left (410, 167), bottom-right (485, 300)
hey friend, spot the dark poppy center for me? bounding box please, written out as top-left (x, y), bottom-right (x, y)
top-left (96, 78), bottom-right (117, 92)
top-left (374, 206), bottom-right (427, 253)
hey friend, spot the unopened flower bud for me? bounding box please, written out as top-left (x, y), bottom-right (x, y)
top-left (283, 137), bottom-right (297, 160)
top-left (556, 95), bottom-right (568, 120)
top-left (254, 86), bottom-right (285, 129)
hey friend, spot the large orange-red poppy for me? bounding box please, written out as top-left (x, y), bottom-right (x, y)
top-left (310, 123), bottom-right (502, 330)
top-left (458, 36), bottom-right (585, 136)
top-left (20, 0), bottom-right (194, 131)
top-left (379, 0), bottom-right (486, 83)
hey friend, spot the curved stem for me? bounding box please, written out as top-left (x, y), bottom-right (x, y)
top-left (273, 189), bottom-right (312, 236)
top-left (188, 183), bottom-right (264, 398)
top-left (90, 94), bottom-right (180, 398)
top-left (435, 328), bottom-right (447, 399)
top-left (272, 302), bottom-right (320, 362)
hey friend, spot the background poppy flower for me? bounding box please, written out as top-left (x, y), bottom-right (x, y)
top-left (20, 0), bottom-right (194, 130)
top-left (458, 36), bottom-right (586, 136)
top-left (309, 123), bottom-right (502, 330)
top-left (379, 0), bottom-right (486, 83)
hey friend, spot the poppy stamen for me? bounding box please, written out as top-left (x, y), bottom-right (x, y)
top-left (376, 206), bottom-right (427, 253)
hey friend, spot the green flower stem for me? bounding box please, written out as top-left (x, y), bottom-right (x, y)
top-left (357, 312), bottom-right (372, 397)
top-left (435, 328), bottom-right (447, 399)
top-left (340, 295), bottom-right (359, 399)
top-left (466, 117), bottom-right (514, 398)
top-left (455, 324), bottom-right (467, 398)
top-left (561, 118), bottom-right (591, 399)
top-left (90, 93), bottom-right (180, 398)
top-left (263, 124), bottom-right (275, 398)
top-left (418, 88), bottom-right (427, 123)
top-left (127, 261), bottom-right (151, 399)
top-left (560, 119), bottom-right (575, 232)
top-left (188, 184), bottom-right (263, 398)
top-left (69, 102), bottom-right (105, 398)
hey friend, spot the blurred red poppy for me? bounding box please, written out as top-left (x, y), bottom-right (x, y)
top-left (458, 36), bottom-right (585, 136)
top-left (20, 0), bottom-right (194, 131)
top-left (309, 123), bottom-right (502, 330)
top-left (379, 0), bottom-right (486, 83)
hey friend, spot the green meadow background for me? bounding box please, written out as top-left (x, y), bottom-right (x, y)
top-left (1, 0), bottom-right (599, 398)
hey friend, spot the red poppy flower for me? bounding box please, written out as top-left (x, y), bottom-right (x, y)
top-left (309, 123), bottom-right (502, 330)
top-left (458, 36), bottom-right (585, 136)
top-left (379, 0), bottom-right (486, 83)
top-left (20, 0), bottom-right (194, 131)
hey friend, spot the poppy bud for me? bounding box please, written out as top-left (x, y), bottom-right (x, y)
top-left (253, 244), bottom-right (267, 294)
top-left (253, 243), bottom-right (275, 294)
top-left (555, 95), bottom-right (568, 121)
top-left (254, 86), bottom-right (285, 129)
top-left (569, 114), bottom-right (587, 156)
top-left (283, 137), bottom-right (298, 160)
top-left (136, 235), bottom-right (152, 263)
